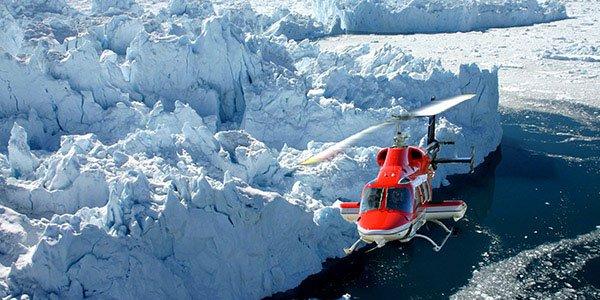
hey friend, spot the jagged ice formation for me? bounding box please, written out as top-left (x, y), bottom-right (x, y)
top-left (0, 0), bottom-right (566, 298)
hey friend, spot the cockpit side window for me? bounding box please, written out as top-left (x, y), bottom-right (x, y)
top-left (360, 188), bottom-right (383, 213)
top-left (386, 187), bottom-right (413, 213)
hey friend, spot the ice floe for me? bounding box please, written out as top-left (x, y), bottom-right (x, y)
top-left (542, 41), bottom-right (600, 62)
top-left (452, 228), bottom-right (600, 299)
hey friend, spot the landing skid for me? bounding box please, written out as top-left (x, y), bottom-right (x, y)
top-left (344, 238), bottom-right (386, 255)
top-left (343, 220), bottom-right (455, 254)
top-left (344, 238), bottom-right (364, 255)
top-left (413, 220), bottom-right (453, 252)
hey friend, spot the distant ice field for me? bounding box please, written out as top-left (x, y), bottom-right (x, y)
top-left (318, 0), bottom-right (600, 122)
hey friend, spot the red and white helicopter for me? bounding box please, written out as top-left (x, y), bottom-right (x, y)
top-left (301, 94), bottom-right (477, 254)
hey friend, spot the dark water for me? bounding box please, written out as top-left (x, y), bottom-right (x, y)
top-left (270, 108), bottom-right (600, 299)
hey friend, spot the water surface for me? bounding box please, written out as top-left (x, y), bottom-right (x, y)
top-left (271, 107), bottom-right (600, 299)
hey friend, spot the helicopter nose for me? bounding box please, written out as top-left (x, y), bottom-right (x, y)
top-left (358, 210), bottom-right (410, 231)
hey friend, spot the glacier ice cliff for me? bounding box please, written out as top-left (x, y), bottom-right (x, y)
top-left (313, 0), bottom-right (567, 34)
top-left (0, 0), bottom-right (533, 298)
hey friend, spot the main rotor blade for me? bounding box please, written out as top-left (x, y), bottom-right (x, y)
top-left (300, 121), bottom-right (396, 165)
top-left (300, 94), bottom-right (476, 166)
top-left (408, 94), bottom-right (476, 118)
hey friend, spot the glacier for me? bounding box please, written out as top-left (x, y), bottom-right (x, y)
top-left (313, 0), bottom-right (567, 34)
top-left (0, 0), bottom-right (572, 297)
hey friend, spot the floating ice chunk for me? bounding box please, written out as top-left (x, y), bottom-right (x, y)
top-left (452, 228), bottom-right (600, 299)
top-left (8, 123), bottom-right (38, 179)
top-left (542, 42), bottom-right (600, 62)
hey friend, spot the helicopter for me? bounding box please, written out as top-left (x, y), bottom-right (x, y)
top-left (300, 94), bottom-right (477, 254)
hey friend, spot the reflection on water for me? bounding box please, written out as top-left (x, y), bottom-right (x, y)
top-left (268, 108), bottom-right (600, 299)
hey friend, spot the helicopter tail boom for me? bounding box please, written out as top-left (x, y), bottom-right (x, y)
top-left (432, 146), bottom-right (476, 172)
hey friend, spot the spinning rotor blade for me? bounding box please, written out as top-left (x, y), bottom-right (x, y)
top-left (300, 94), bottom-right (476, 166)
top-left (406, 94), bottom-right (476, 118)
top-left (300, 121), bottom-right (396, 165)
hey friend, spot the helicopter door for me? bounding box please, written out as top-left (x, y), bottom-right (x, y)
top-left (423, 180), bottom-right (432, 202)
top-left (415, 181), bottom-right (432, 204)
top-left (416, 185), bottom-right (426, 204)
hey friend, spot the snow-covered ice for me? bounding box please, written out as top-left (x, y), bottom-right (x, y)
top-left (317, 0), bottom-right (600, 120)
top-left (311, 0), bottom-right (600, 298)
top-left (7, 123), bottom-right (39, 179)
top-left (0, 0), bottom-right (564, 297)
top-left (542, 41), bottom-right (600, 62)
top-left (313, 0), bottom-right (567, 34)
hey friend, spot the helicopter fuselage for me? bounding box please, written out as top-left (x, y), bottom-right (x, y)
top-left (339, 146), bottom-right (466, 252)
top-left (300, 94), bottom-right (478, 254)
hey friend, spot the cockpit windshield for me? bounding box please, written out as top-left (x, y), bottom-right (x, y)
top-left (360, 188), bottom-right (383, 213)
top-left (386, 187), bottom-right (413, 213)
